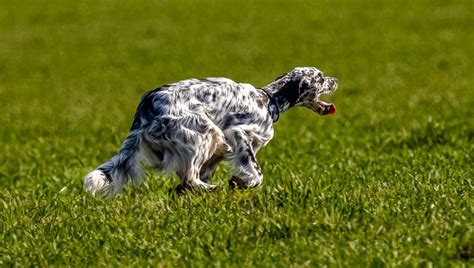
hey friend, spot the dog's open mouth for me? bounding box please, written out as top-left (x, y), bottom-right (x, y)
top-left (312, 99), bottom-right (336, 115)
top-left (302, 77), bottom-right (338, 115)
top-left (317, 99), bottom-right (336, 115)
top-left (304, 94), bottom-right (336, 116)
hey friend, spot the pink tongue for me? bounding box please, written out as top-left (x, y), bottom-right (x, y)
top-left (328, 104), bottom-right (336, 114)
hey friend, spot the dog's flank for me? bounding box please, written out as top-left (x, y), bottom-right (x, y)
top-left (84, 67), bottom-right (338, 197)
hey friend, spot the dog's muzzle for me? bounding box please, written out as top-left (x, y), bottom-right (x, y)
top-left (316, 77), bottom-right (338, 115)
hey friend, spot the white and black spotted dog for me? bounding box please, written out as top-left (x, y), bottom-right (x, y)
top-left (84, 67), bottom-right (338, 197)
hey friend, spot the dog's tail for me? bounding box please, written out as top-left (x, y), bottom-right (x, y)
top-left (84, 130), bottom-right (145, 197)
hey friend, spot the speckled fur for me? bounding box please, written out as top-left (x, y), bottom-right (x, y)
top-left (84, 67), bottom-right (338, 197)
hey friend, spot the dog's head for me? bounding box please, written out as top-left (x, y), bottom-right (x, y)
top-left (269, 67), bottom-right (338, 115)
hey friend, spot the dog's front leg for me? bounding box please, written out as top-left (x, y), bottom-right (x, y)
top-left (224, 127), bottom-right (263, 189)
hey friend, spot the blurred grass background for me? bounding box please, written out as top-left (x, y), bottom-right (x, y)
top-left (0, 0), bottom-right (472, 266)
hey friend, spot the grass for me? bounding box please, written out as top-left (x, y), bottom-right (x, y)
top-left (0, 0), bottom-right (473, 266)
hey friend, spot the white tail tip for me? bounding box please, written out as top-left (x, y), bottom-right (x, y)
top-left (84, 170), bottom-right (112, 197)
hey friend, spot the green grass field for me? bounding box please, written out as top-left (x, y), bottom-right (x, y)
top-left (0, 0), bottom-right (472, 266)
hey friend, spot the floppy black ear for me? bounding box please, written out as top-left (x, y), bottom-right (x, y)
top-left (299, 77), bottom-right (311, 90)
top-left (277, 79), bottom-right (301, 106)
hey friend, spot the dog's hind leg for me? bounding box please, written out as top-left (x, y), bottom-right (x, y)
top-left (199, 129), bottom-right (232, 183)
top-left (175, 144), bottom-right (220, 193)
top-left (151, 113), bottom-right (228, 193)
top-left (180, 128), bottom-right (232, 191)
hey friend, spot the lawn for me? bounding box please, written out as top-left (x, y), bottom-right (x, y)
top-left (0, 0), bottom-right (472, 266)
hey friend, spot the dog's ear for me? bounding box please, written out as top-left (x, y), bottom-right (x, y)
top-left (299, 77), bottom-right (311, 90)
top-left (277, 79), bottom-right (303, 107)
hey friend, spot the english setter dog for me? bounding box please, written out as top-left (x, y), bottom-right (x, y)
top-left (84, 67), bottom-right (338, 197)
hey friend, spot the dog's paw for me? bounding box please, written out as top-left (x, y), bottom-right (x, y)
top-left (174, 184), bottom-right (185, 196)
top-left (229, 176), bottom-right (262, 189)
top-left (174, 182), bottom-right (217, 196)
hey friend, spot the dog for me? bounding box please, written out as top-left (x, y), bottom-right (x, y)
top-left (84, 67), bottom-right (338, 197)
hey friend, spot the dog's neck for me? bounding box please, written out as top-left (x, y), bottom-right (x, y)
top-left (261, 79), bottom-right (302, 121)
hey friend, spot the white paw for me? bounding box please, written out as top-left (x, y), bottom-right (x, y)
top-left (204, 183), bottom-right (217, 191)
top-left (189, 180), bottom-right (217, 191)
